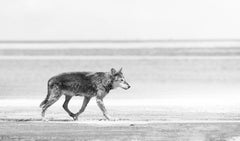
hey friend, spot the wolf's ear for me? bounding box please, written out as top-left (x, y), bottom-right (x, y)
top-left (111, 68), bottom-right (117, 75)
top-left (118, 68), bottom-right (122, 73)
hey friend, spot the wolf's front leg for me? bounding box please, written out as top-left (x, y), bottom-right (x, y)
top-left (96, 97), bottom-right (112, 120)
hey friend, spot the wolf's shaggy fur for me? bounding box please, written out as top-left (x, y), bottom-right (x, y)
top-left (40, 68), bottom-right (130, 120)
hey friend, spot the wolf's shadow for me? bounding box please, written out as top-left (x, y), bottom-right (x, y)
top-left (0, 118), bottom-right (72, 122)
top-left (0, 118), bottom-right (130, 122)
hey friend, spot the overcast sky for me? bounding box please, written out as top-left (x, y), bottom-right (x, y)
top-left (0, 0), bottom-right (240, 40)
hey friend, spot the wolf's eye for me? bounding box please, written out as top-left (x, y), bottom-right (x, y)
top-left (120, 78), bottom-right (124, 81)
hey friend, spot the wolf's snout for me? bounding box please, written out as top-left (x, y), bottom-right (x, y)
top-left (124, 82), bottom-right (131, 90)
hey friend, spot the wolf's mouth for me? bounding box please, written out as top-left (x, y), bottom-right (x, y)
top-left (122, 86), bottom-right (130, 90)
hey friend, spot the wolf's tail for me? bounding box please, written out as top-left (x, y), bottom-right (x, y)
top-left (39, 99), bottom-right (47, 108)
top-left (39, 80), bottom-right (51, 108)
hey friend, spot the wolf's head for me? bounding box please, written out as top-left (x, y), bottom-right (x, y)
top-left (110, 68), bottom-right (131, 90)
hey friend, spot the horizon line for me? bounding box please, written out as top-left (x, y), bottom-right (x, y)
top-left (1, 39), bottom-right (240, 43)
top-left (0, 55), bottom-right (239, 60)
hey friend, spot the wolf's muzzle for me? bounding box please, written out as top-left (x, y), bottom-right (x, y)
top-left (123, 82), bottom-right (131, 90)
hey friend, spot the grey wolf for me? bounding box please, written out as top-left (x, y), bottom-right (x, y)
top-left (40, 68), bottom-right (130, 121)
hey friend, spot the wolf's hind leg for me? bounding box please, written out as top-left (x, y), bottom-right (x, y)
top-left (41, 86), bottom-right (62, 120)
top-left (73, 96), bottom-right (91, 120)
top-left (63, 95), bottom-right (74, 118)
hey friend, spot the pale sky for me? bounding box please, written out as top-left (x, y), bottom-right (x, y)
top-left (0, 0), bottom-right (240, 40)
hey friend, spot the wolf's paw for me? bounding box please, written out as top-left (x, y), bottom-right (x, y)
top-left (69, 113), bottom-right (78, 121)
top-left (69, 113), bottom-right (75, 118)
top-left (72, 115), bottom-right (79, 121)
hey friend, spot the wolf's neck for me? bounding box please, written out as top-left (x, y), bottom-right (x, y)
top-left (103, 82), bottom-right (113, 93)
top-left (103, 74), bottom-right (114, 93)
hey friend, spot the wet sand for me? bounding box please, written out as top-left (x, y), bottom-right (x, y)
top-left (1, 104), bottom-right (240, 141)
top-left (1, 121), bottom-right (240, 141)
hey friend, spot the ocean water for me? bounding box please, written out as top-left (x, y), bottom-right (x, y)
top-left (0, 41), bottom-right (240, 101)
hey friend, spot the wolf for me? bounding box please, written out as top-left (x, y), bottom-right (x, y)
top-left (40, 68), bottom-right (130, 121)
